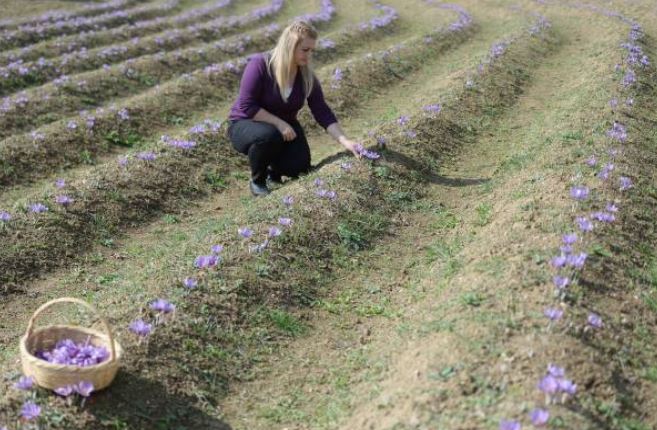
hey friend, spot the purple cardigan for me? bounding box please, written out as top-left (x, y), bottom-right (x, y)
top-left (228, 53), bottom-right (338, 129)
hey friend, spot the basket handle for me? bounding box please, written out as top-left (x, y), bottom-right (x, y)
top-left (25, 297), bottom-right (117, 362)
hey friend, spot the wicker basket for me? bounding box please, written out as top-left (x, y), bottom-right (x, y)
top-left (19, 297), bottom-right (123, 391)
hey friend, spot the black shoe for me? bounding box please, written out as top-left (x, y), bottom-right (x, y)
top-left (267, 168), bottom-right (283, 184)
top-left (249, 180), bottom-right (270, 196)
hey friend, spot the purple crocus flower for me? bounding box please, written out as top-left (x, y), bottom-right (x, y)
top-left (268, 226), bottom-right (282, 238)
top-left (55, 195), bottom-right (74, 206)
top-left (194, 255), bottom-right (219, 269)
top-left (136, 151), bottom-right (157, 161)
top-left (550, 255), bottom-right (567, 268)
top-left (21, 401), bottom-right (41, 420)
top-left (608, 98), bottom-right (618, 109)
top-left (183, 277), bottom-right (198, 289)
top-left (587, 312), bottom-right (603, 329)
top-left (538, 374), bottom-right (559, 394)
top-left (423, 104), bottom-right (442, 114)
top-left (397, 115), bottom-right (410, 126)
top-left (14, 375), bottom-right (35, 390)
top-left (0, 211), bottom-right (11, 222)
top-left (117, 108), bottom-right (129, 121)
top-left (570, 185), bottom-right (589, 201)
top-left (282, 195), bottom-right (294, 207)
top-left (29, 203), bottom-right (48, 213)
top-left (547, 364), bottom-right (565, 377)
top-left (606, 202), bottom-right (619, 212)
top-left (619, 176), bottom-right (633, 191)
top-left (530, 408), bottom-right (549, 426)
top-left (499, 419), bottom-right (521, 430)
top-left (606, 121), bottom-right (627, 143)
top-left (238, 227), bottom-right (253, 238)
top-left (553, 275), bottom-right (569, 290)
top-left (211, 244), bottom-right (224, 254)
top-left (55, 178), bottom-right (66, 188)
top-left (54, 385), bottom-right (74, 397)
top-left (576, 216), bottom-right (593, 232)
top-left (560, 245), bottom-right (573, 254)
top-left (150, 299), bottom-right (175, 314)
top-left (592, 211), bottom-right (615, 223)
top-left (313, 178), bottom-right (324, 187)
top-left (566, 252), bottom-right (587, 269)
top-left (67, 120), bottom-right (78, 130)
top-left (585, 155), bottom-right (597, 167)
top-left (562, 233), bottom-right (577, 245)
top-left (129, 319), bottom-right (152, 337)
top-left (544, 307), bottom-right (563, 321)
top-left (118, 155), bottom-right (129, 167)
top-left (340, 161), bottom-right (353, 171)
top-left (558, 378), bottom-right (577, 395)
top-left (75, 381), bottom-right (94, 397)
top-left (278, 217), bottom-right (292, 227)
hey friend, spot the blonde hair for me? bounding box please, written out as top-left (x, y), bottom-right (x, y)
top-left (268, 20), bottom-right (318, 102)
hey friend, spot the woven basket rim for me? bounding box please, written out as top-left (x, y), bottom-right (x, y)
top-left (20, 324), bottom-right (123, 371)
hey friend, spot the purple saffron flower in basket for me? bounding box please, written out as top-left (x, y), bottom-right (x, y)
top-left (183, 277), bottom-right (198, 289)
top-left (129, 319), bottom-right (152, 337)
top-left (54, 385), bottom-right (74, 397)
top-left (150, 299), bottom-right (175, 314)
top-left (619, 176), bottom-right (633, 191)
top-left (587, 312), bottom-right (603, 329)
top-left (544, 307), bottom-right (563, 321)
top-left (75, 381), bottom-right (94, 397)
top-left (0, 211), bottom-right (10, 222)
top-left (238, 227), bottom-right (253, 238)
top-left (55, 195), bottom-right (74, 206)
top-left (570, 185), bottom-right (589, 201)
top-left (282, 195), bottom-right (294, 207)
top-left (20, 401), bottom-right (41, 420)
top-left (279, 217), bottom-right (292, 227)
top-left (14, 375), bottom-right (34, 391)
top-left (553, 275), bottom-right (569, 290)
top-left (211, 244), bottom-right (224, 254)
top-left (499, 419), bottom-right (521, 430)
top-left (29, 203), bottom-right (48, 213)
top-left (530, 408), bottom-right (550, 426)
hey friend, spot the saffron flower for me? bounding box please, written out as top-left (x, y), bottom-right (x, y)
top-left (183, 277), bottom-right (198, 289)
top-left (570, 185), bottom-right (589, 201)
top-left (592, 211), bottom-right (615, 223)
top-left (566, 252), bottom-right (587, 269)
top-left (55, 178), bottom-right (66, 188)
top-left (29, 203), bottom-right (48, 213)
top-left (36, 338), bottom-right (109, 366)
top-left (530, 408), bottom-right (550, 426)
top-left (423, 104), bottom-right (442, 114)
top-left (67, 120), bottom-right (78, 130)
top-left (313, 178), bottom-right (324, 187)
top-left (279, 217), bottom-right (292, 227)
top-left (562, 233), bottom-right (577, 245)
top-left (20, 401), bottom-right (41, 420)
top-left (0, 211), bottom-right (10, 222)
top-left (282, 195), bottom-right (294, 207)
top-left (585, 155), bottom-right (597, 167)
top-left (54, 385), bottom-right (74, 397)
top-left (606, 202), bottom-right (619, 212)
top-left (619, 176), bottom-right (633, 191)
top-left (268, 226), bottom-right (282, 237)
top-left (136, 151), bottom-right (157, 161)
top-left (499, 419), bottom-right (521, 430)
top-left (550, 255), bottom-right (567, 268)
top-left (340, 161), bottom-right (353, 171)
top-left (538, 375), bottom-right (559, 394)
top-left (14, 375), bottom-right (35, 391)
top-left (547, 364), bottom-right (565, 377)
top-left (238, 227), bottom-right (253, 238)
top-left (211, 244), bottom-right (224, 254)
top-left (587, 312), bottom-right (603, 329)
top-left (576, 216), bottom-right (593, 232)
top-left (129, 319), bottom-right (152, 337)
top-left (55, 195), bottom-right (74, 206)
top-left (150, 299), bottom-right (175, 314)
top-left (118, 155), bottom-right (129, 167)
top-left (397, 115), bottom-right (410, 126)
top-left (606, 121), bottom-right (627, 142)
top-left (544, 308), bottom-right (563, 321)
top-left (553, 275), bottom-right (569, 290)
top-left (194, 255), bottom-right (219, 269)
top-left (558, 378), bottom-right (577, 395)
top-left (249, 241), bottom-right (268, 254)
top-left (75, 381), bottom-right (94, 397)
top-left (117, 108), bottom-right (130, 121)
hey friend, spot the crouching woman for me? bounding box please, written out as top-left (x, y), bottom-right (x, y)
top-left (227, 20), bottom-right (360, 196)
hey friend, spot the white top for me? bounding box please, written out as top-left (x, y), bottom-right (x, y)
top-left (283, 86), bottom-right (292, 99)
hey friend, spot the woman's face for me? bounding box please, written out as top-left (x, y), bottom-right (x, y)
top-left (294, 37), bottom-right (316, 67)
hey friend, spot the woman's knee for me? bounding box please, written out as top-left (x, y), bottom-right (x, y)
top-left (229, 120), bottom-right (283, 154)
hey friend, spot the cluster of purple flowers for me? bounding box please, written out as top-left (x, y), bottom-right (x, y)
top-left (54, 380), bottom-right (94, 398)
top-left (358, 3), bottom-right (398, 32)
top-left (35, 338), bottom-right (109, 366)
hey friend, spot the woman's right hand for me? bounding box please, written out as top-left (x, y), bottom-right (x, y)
top-left (277, 121), bottom-right (297, 141)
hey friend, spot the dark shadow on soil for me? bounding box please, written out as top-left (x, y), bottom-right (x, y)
top-left (90, 371), bottom-right (232, 430)
top-left (313, 149), bottom-right (490, 187)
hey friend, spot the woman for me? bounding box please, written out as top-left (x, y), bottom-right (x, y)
top-left (227, 20), bottom-right (361, 196)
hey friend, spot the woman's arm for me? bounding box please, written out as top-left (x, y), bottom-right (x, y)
top-left (253, 108), bottom-right (297, 141)
top-left (327, 122), bottom-right (361, 158)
